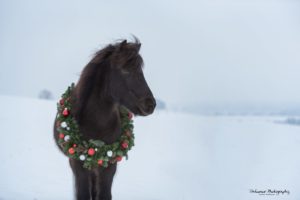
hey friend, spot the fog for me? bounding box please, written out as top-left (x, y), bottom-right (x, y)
top-left (1, 0), bottom-right (299, 111)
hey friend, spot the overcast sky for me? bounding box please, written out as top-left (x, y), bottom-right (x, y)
top-left (0, 0), bottom-right (300, 108)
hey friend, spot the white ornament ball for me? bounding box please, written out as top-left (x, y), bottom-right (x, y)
top-left (64, 135), bottom-right (70, 141)
top-left (61, 121), bottom-right (67, 128)
top-left (107, 150), bottom-right (113, 157)
top-left (79, 155), bottom-right (86, 161)
top-left (66, 127), bottom-right (70, 131)
top-left (95, 148), bottom-right (98, 152)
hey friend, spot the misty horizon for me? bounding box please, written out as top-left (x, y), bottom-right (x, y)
top-left (1, 0), bottom-right (300, 111)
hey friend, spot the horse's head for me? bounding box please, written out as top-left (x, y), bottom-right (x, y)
top-left (108, 39), bottom-right (156, 116)
top-left (76, 38), bottom-right (156, 117)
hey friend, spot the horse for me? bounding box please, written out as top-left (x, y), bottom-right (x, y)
top-left (53, 38), bottom-right (156, 200)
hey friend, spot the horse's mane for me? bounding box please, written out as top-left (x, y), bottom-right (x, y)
top-left (74, 38), bottom-right (142, 121)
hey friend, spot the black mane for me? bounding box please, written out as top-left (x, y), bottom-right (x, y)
top-left (74, 38), bottom-right (142, 122)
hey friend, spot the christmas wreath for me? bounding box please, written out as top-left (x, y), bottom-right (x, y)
top-left (56, 83), bottom-right (135, 169)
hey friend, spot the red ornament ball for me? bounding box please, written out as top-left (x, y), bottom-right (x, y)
top-left (73, 144), bottom-right (77, 148)
top-left (59, 133), bottom-right (65, 139)
top-left (121, 142), bottom-right (128, 149)
top-left (59, 99), bottom-right (64, 105)
top-left (98, 159), bottom-right (103, 166)
top-left (62, 108), bottom-right (69, 116)
top-left (128, 112), bottom-right (133, 120)
top-left (68, 147), bottom-right (75, 154)
top-left (88, 148), bottom-right (95, 156)
top-left (116, 156), bottom-right (122, 162)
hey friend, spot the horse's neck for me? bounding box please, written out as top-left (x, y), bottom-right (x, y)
top-left (73, 92), bottom-right (122, 144)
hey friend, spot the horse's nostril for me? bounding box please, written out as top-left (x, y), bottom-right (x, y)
top-left (144, 97), bottom-right (156, 113)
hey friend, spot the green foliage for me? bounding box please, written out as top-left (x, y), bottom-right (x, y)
top-left (56, 83), bottom-right (135, 170)
top-left (89, 139), bottom-right (105, 148)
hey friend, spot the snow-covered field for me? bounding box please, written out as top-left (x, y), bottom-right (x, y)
top-left (0, 95), bottom-right (300, 200)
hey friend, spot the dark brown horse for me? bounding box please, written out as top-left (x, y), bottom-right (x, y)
top-left (53, 38), bottom-right (156, 200)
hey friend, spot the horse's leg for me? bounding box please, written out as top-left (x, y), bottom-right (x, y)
top-left (91, 172), bottom-right (99, 200)
top-left (94, 163), bottom-right (117, 200)
top-left (69, 159), bottom-right (91, 200)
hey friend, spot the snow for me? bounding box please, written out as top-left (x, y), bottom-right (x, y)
top-left (0, 95), bottom-right (300, 199)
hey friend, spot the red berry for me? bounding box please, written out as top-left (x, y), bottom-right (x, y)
top-left (128, 112), bottom-right (133, 120)
top-left (59, 99), bottom-right (64, 105)
top-left (68, 148), bottom-right (75, 154)
top-left (88, 148), bottom-right (95, 156)
top-left (98, 159), bottom-right (103, 166)
top-left (116, 156), bottom-right (122, 162)
top-left (59, 133), bottom-right (65, 139)
top-left (62, 108), bottom-right (69, 116)
top-left (121, 142), bottom-right (128, 149)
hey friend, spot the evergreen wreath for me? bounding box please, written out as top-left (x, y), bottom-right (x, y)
top-left (56, 83), bottom-right (135, 169)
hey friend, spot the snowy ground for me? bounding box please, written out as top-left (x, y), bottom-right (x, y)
top-left (0, 95), bottom-right (300, 200)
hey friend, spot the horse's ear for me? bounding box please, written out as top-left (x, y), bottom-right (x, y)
top-left (117, 40), bottom-right (127, 52)
top-left (121, 40), bottom-right (127, 46)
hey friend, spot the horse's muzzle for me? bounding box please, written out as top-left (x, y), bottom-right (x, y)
top-left (139, 96), bottom-right (156, 115)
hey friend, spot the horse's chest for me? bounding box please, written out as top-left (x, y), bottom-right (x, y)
top-left (80, 118), bottom-right (122, 144)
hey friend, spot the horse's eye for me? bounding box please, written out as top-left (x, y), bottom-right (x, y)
top-left (121, 69), bottom-right (131, 75)
top-left (121, 64), bottom-right (140, 75)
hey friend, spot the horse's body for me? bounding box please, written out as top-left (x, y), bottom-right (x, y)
top-left (53, 39), bottom-right (155, 200)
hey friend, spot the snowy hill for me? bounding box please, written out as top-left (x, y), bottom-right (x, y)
top-left (0, 95), bottom-right (300, 200)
